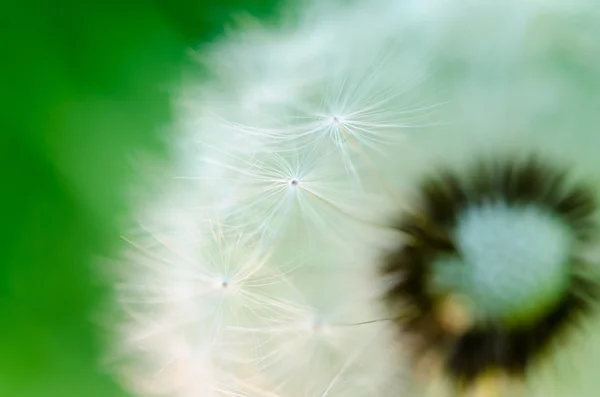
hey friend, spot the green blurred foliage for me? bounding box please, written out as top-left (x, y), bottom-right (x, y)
top-left (1, 0), bottom-right (279, 396)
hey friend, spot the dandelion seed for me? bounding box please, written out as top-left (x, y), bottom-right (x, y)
top-left (179, 140), bottom-right (389, 250)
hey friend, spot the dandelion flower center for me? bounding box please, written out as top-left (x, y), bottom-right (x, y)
top-left (382, 156), bottom-right (598, 385)
top-left (432, 202), bottom-right (574, 326)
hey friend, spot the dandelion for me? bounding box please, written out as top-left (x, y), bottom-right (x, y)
top-left (109, 0), bottom-right (600, 397)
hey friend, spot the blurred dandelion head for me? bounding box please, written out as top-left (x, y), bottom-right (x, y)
top-left (382, 155), bottom-right (599, 387)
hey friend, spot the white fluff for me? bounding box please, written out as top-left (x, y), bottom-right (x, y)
top-left (109, 1), bottom-right (600, 396)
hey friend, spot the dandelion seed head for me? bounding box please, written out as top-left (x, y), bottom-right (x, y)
top-left (110, 0), bottom-right (600, 396)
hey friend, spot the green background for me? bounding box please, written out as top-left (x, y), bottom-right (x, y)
top-left (1, 1), bottom-right (279, 396)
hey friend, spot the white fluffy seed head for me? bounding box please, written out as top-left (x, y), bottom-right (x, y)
top-left (109, 0), bottom-right (600, 396)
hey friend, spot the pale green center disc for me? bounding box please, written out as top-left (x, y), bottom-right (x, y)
top-left (432, 201), bottom-right (574, 326)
